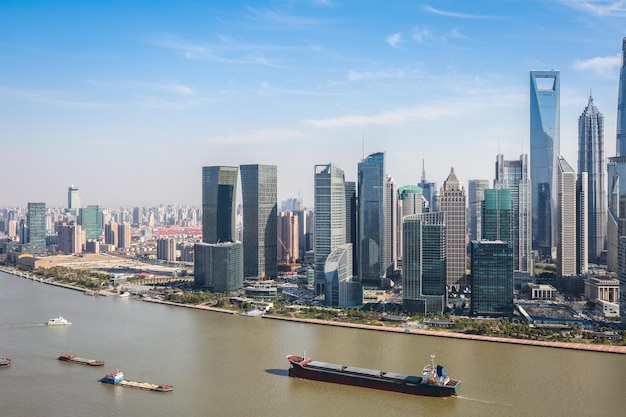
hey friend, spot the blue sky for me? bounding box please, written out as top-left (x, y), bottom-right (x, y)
top-left (1, 0), bottom-right (625, 208)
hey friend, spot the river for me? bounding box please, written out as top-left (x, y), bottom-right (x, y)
top-left (0, 271), bottom-right (623, 417)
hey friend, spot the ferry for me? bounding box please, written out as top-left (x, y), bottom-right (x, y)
top-left (47, 316), bottom-right (72, 326)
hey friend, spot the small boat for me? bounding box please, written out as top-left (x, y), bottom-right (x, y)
top-left (47, 316), bottom-right (72, 326)
top-left (100, 370), bottom-right (173, 392)
top-left (118, 291), bottom-right (130, 298)
top-left (58, 353), bottom-right (104, 366)
top-left (0, 356), bottom-right (11, 367)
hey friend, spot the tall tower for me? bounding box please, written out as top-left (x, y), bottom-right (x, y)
top-left (439, 167), bottom-right (467, 290)
top-left (495, 153), bottom-right (533, 273)
top-left (358, 152), bottom-right (386, 287)
top-left (578, 95), bottom-right (606, 264)
top-left (202, 166), bottom-right (238, 244)
top-left (418, 159), bottom-right (438, 212)
top-left (482, 188), bottom-right (513, 243)
top-left (617, 37), bottom-right (626, 156)
top-left (470, 241), bottom-right (514, 316)
top-left (530, 70), bottom-right (560, 258)
top-left (27, 202), bottom-right (46, 254)
top-left (467, 179), bottom-right (490, 242)
top-left (314, 164), bottom-right (346, 295)
top-left (344, 181), bottom-right (358, 275)
top-left (557, 157), bottom-right (577, 277)
top-left (67, 186), bottom-right (81, 212)
top-left (385, 174), bottom-right (397, 277)
top-left (240, 164), bottom-right (278, 279)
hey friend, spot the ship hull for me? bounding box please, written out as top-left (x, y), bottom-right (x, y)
top-left (58, 353), bottom-right (104, 366)
top-left (287, 356), bottom-right (460, 397)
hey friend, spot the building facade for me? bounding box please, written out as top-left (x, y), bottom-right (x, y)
top-left (277, 211), bottom-right (299, 263)
top-left (467, 179), bottom-right (490, 243)
top-left (557, 156), bottom-right (579, 277)
top-left (157, 238), bottom-right (176, 262)
top-left (194, 242), bottom-right (243, 293)
top-left (202, 166), bottom-right (238, 244)
top-left (439, 167), bottom-right (466, 290)
top-left (470, 240), bottom-right (514, 316)
top-left (530, 70), bottom-right (560, 258)
top-left (79, 205), bottom-right (101, 241)
top-left (240, 164), bottom-right (278, 279)
top-left (324, 243), bottom-right (363, 308)
top-left (578, 95), bottom-right (606, 264)
top-left (27, 202), bottom-right (47, 254)
top-left (482, 188), bottom-right (513, 243)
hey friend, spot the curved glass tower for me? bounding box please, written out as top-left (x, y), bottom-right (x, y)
top-left (530, 70), bottom-right (560, 258)
top-left (617, 37), bottom-right (626, 156)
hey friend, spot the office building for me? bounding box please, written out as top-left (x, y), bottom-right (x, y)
top-left (27, 202), bottom-right (46, 254)
top-left (482, 188), bottom-right (513, 243)
top-left (617, 37), bottom-right (626, 156)
top-left (358, 152), bottom-right (387, 286)
top-left (104, 221), bottom-right (118, 248)
top-left (439, 167), bottom-right (466, 290)
top-left (557, 157), bottom-right (578, 277)
top-left (277, 211), bottom-right (299, 263)
top-left (57, 222), bottom-right (84, 255)
top-left (79, 205), bottom-right (101, 241)
top-left (157, 238), bottom-right (176, 262)
top-left (418, 159), bottom-right (438, 212)
top-left (194, 242), bottom-right (243, 293)
top-left (345, 181), bottom-right (358, 275)
top-left (470, 240), bottom-right (514, 316)
top-left (385, 174), bottom-right (397, 276)
top-left (530, 70), bottom-right (560, 258)
top-left (117, 222), bottom-right (131, 249)
top-left (240, 164), bottom-right (278, 278)
top-left (202, 166), bottom-right (238, 243)
top-left (495, 153), bottom-right (532, 273)
top-left (314, 164), bottom-right (346, 294)
top-left (577, 173), bottom-right (589, 275)
top-left (397, 185), bottom-right (423, 269)
top-left (468, 179), bottom-right (490, 242)
top-left (67, 186), bottom-right (81, 212)
top-left (324, 243), bottom-right (363, 308)
top-left (578, 95), bottom-right (606, 264)
top-left (618, 237), bottom-right (626, 325)
top-left (402, 212), bottom-right (447, 314)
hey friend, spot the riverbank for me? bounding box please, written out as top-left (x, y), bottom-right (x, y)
top-left (2, 266), bottom-right (624, 354)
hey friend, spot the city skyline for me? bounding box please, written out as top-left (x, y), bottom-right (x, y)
top-left (1, 2), bottom-right (625, 207)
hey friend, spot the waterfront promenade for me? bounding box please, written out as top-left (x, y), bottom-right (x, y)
top-left (2, 265), bottom-right (625, 354)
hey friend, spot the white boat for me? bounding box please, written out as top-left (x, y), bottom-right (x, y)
top-left (47, 316), bottom-right (72, 326)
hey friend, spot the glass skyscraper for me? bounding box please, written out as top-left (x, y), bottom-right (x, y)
top-left (314, 164), bottom-right (346, 295)
top-left (530, 70), bottom-right (560, 258)
top-left (79, 205), bottom-right (101, 241)
top-left (617, 37), bottom-right (626, 156)
top-left (482, 188), bottom-right (513, 243)
top-left (470, 240), bottom-right (514, 316)
top-left (27, 202), bottom-right (46, 254)
top-left (468, 179), bottom-right (490, 242)
top-left (324, 243), bottom-right (362, 308)
top-left (357, 152), bottom-right (386, 287)
top-left (240, 164), bottom-right (278, 279)
top-left (578, 95), bottom-right (606, 264)
top-left (201, 166), bottom-right (238, 244)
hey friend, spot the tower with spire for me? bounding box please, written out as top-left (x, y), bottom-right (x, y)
top-left (439, 167), bottom-right (466, 291)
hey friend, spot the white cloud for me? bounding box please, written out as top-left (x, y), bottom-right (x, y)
top-left (573, 53), bottom-right (621, 77)
top-left (206, 128), bottom-right (305, 144)
top-left (558, 0), bottom-right (626, 16)
top-left (386, 33), bottom-right (402, 48)
top-left (422, 5), bottom-right (500, 19)
top-left (411, 26), bottom-right (432, 43)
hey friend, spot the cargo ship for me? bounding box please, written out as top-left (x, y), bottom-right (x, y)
top-left (100, 370), bottom-right (173, 392)
top-left (0, 356), bottom-right (11, 367)
top-left (287, 354), bottom-right (460, 397)
top-left (58, 353), bottom-right (104, 366)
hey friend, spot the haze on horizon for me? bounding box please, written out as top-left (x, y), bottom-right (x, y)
top-left (1, 1), bottom-right (625, 208)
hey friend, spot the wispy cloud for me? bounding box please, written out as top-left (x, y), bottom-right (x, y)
top-left (244, 6), bottom-right (334, 26)
top-left (0, 86), bottom-right (107, 108)
top-left (411, 26), bottom-right (432, 43)
top-left (558, 0), bottom-right (626, 16)
top-left (573, 53), bottom-right (621, 77)
top-left (386, 33), bottom-right (402, 48)
top-left (258, 81), bottom-right (346, 96)
top-left (90, 79), bottom-right (196, 96)
top-left (422, 5), bottom-right (501, 19)
top-left (347, 67), bottom-right (425, 81)
top-left (206, 128), bottom-right (305, 144)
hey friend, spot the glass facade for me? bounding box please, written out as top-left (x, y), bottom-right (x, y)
top-left (482, 188), bottom-right (513, 242)
top-left (240, 164), bottom-right (278, 279)
top-left (468, 179), bottom-right (490, 243)
top-left (530, 70), bottom-right (560, 257)
top-left (27, 202), bottom-right (46, 254)
top-left (358, 152), bottom-right (386, 286)
top-left (617, 37), bottom-right (626, 156)
top-left (194, 242), bottom-right (243, 293)
top-left (402, 212), bottom-right (446, 314)
top-left (202, 166), bottom-right (238, 244)
top-left (470, 241), bottom-right (514, 316)
top-left (324, 243), bottom-right (362, 307)
top-left (578, 96), bottom-right (606, 264)
top-left (314, 164), bottom-right (346, 294)
top-left (79, 205), bottom-right (101, 241)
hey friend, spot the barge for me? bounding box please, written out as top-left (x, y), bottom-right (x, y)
top-left (58, 353), bottom-right (104, 366)
top-left (100, 370), bottom-right (173, 392)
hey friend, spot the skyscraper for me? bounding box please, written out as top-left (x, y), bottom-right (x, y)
top-left (418, 160), bottom-right (438, 212)
top-left (557, 156), bottom-right (578, 277)
top-left (277, 211), bottom-right (299, 263)
top-left (577, 173), bottom-right (589, 275)
top-left (314, 164), bottom-right (346, 294)
top-left (467, 179), bottom-right (490, 242)
top-left (616, 37), bottom-right (626, 156)
top-left (202, 166), bottom-right (238, 244)
top-left (324, 243), bottom-right (362, 308)
top-left (530, 70), bottom-right (560, 258)
top-left (402, 212), bottom-right (447, 314)
top-left (344, 181), bottom-right (358, 275)
top-left (439, 167), bottom-right (466, 290)
top-left (495, 153), bottom-right (532, 273)
top-left (79, 205), bottom-right (101, 241)
top-left (397, 185), bottom-right (423, 269)
top-left (27, 202), bottom-right (46, 254)
top-left (358, 152), bottom-right (386, 287)
top-left (482, 188), bottom-right (513, 243)
top-left (240, 164), bottom-right (278, 279)
top-left (67, 186), bottom-right (81, 212)
top-left (470, 240), bottom-right (514, 316)
top-left (578, 95), bottom-right (606, 264)
top-left (385, 174), bottom-right (397, 277)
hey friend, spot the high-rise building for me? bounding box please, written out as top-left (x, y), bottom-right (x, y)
top-left (385, 174), bottom-right (397, 277)
top-left (344, 181), bottom-right (358, 275)
top-left (617, 37), bottom-right (626, 156)
top-left (67, 185), bottom-right (81, 212)
top-left (240, 164), bottom-right (278, 279)
top-left (324, 243), bottom-right (362, 308)
top-left (495, 153), bottom-right (532, 273)
top-left (418, 159), bottom-right (438, 213)
top-left (557, 157), bottom-right (578, 277)
top-left (618, 236), bottom-right (626, 326)
top-left (467, 179), bottom-right (490, 242)
top-left (202, 166), bottom-right (238, 244)
top-left (577, 173), bottom-right (589, 275)
top-left (27, 202), bottom-right (46, 254)
top-left (397, 185), bottom-right (423, 269)
top-left (358, 152), bottom-right (386, 286)
top-left (194, 242), bottom-right (243, 293)
top-left (57, 222), bottom-right (84, 255)
top-left (482, 188), bottom-right (513, 243)
top-left (104, 221), bottom-right (118, 247)
top-left (277, 211), bottom-right (299, 263)
top-left (578, 95), bottom-right (606, 264)
top-left (79, 205), bottom-right (101, 241)
top-left (118, 222), bottom-right (131, 249)
top-left (402, 212), bottom-right (447, 314)
top-left (157, 238), bottom-right (176, 262)
top-left (530, 70), bottom-right (560, 258)
top-left (470, 240), bottom-right (514, 316)
top-left (314, 164), bottom-right (346, 294)
top-left (439, 167), bottom-right (466, 290)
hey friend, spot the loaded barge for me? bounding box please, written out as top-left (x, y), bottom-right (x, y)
top-left (287, 354), bottom-right (460, 397)
top-left (100, 370), bottom-right (173, 392)
top-left (58, 353), bottom-right (104, 366)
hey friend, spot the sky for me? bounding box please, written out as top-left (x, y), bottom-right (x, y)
top-left (1, 0), bottom-right (625, 209)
